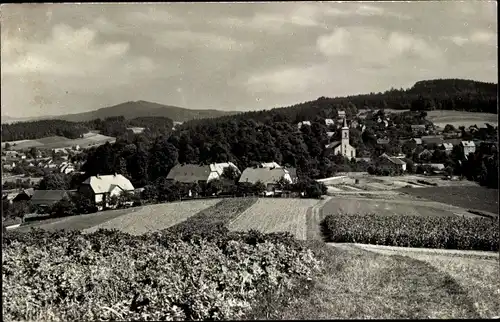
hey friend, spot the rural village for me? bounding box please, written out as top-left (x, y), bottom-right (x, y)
top-left (1, 2), bottom-right (499, 321)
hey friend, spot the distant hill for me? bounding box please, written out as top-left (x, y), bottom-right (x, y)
top-left (2, 101), bottom-right (238, 124)
top-left (54, 101), bottom-right (239, 123)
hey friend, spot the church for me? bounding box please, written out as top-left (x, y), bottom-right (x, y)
top-left (324, 118), bottom-right (357, 160)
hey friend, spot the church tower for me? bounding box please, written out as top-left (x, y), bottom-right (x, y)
top-left (341, 118), bottom-right (349, 156)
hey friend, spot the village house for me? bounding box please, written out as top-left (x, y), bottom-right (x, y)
top-left (79, 174), bottom-right (135, 210)
top-left (411, 124), bottom-right (426, 133)
top-left (418, 149), bottom-right (434, 159)
top-left (376, 138), bottom-right (390, 145)
top-left (410, 138), bottom-right (423, 145)
top-left (167, 162), bottom-right (240, 185)
top-left (239, 167), bottom-right (292, 196)
top-left (31, 190), bottom-right (70, 211)
top-left (12, 188), bottom-right (35, 203)
top-left (337, 110), bottom-right (346, 120)
top-left (460, 141), bottom-right (476, 159)
top-left (324, 119), bottom-right (334, 126)
top-left (325, 118), bottom-right (356, 160)
top-left (379, 153), bottom-right (407, 172)
top-left (260, 162), bottom-right (281, 169)
top-left (297, 121), bottom-right (311, 129)
top-left (439, 143), bottom-right (454, 154)
top-left (350, 120), bottom-right (359, 129)
top-left (421, 135), bottom-right (444, 147)
top-left (326, 131), bottom-right (335, 138)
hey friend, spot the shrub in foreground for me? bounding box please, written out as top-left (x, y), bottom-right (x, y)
top-left (321, 213), bottom-right (499, 251)
top-left (2, 228), bottom-right (322, 321)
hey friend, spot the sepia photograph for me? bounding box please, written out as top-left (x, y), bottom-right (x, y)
top-left (1, 1), bottom-right (499, 320)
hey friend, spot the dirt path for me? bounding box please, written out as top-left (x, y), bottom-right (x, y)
top-left (306, 196), bottom-right (332, 241)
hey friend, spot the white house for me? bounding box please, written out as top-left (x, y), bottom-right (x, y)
top-left (297, 121), bottom-right (311, 129)
top-left (239, 167), bottom-right (292, 196)
top-left (325, 119), bottom-right (335, 126)
top-left (338, 110), bottom-right (346, 120)
top-left (325, 118), bottom-right (356, 160)
top-left (166, 162), bottom-right (241, 184)
top-left (460, 141), bottom-right (476, 159)
top-left (79, 174), bottom-right (135, 210)
top-left (260, 161), bottom-right (282, 169)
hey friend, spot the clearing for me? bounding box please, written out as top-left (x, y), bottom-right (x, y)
top-left (426, 110), bottom-right (498, 128)
top-left (228, 198), bottom-right (321, 240)
top-left (83, 199), bottom-right (220, 235)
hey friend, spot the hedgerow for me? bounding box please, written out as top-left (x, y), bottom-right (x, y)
top-left (2, 227), bottom-right (322, 321)
top-left (321, 213), bottom-right (499, 251)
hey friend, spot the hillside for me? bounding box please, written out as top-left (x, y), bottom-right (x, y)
top-left (54, 100), bottom-right (238, 123)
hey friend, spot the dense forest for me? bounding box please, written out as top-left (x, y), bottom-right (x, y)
top-left (182, 79), bottom-right (497, 128)
top-left (1, 116), bottom-right (174, 142)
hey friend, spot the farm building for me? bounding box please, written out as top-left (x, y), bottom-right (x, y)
top-left (285, 167), bottom-right (298, 183)
top-left (439, 143), bottom-right (454, 154)
top-left (418, 149), bottom-right (434, 159)
top-left (79, 174), bottom-right (135, 210)
top-left (260, 162), bottom-right (282, 169)
top-left (460, 141), bottom-right (476, 159)
top-left (410, 138), bottom-right (423, 145)
top-left (297, 121), bottom-right (311, 129)
top-left (239, 167), bottom-right (293, 195)
top-left (324, 118), bottom-right (356, 160)
top-left (421, 135), bottom-right (444, 146)
top-left (376, 138), bottom-right (390, 145)
top-left (379, 153), bottom-right (407, 171)
top-left (31, 190), bottom-right (69, 209)
top-left (167, 163), bottom-right (240, 184)
top-left (411, 125), bottom-right (426, 134)
top-left (12, 188), bottom-right (35, 202)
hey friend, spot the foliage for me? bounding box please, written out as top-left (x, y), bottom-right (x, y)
top-left (36, 173), bottom-right (71, 190)
top-left (321, 213), bottom-right (499, 251)
top-left (2, 227), bottom-right (322, 321)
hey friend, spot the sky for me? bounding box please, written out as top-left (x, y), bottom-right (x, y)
top-left (1, 2), bottom-right (497, 118)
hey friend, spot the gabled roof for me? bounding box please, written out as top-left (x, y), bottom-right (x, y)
top-left (285, 167), bottom-right (297, 180)
top-left (239, 167), bottom-right (290, 185)
top-left (210, 162), bottom-right (240, 175)
top-left (166, 164), bottom-right (211, 183)
top-left (381, 154), bottom-right (406, 165)
top-left (326, 131), bottom-right (335, 138)
top-left (422, 135), bottom-right (444, 145)
top-left (440, 143), bottom-right (453, 150)
top-left (325, 141), bottom-right (341, 149)
top-left (31, 190), bottom-right (68, 205)
top-left (461, 141), bottom-right (475, 147)
top-left (260, 162), bottom-right (281, 169)
top-left (82, 174), bottom-right (135, 194)
top-left (411, 124), bottom-right (426, 129)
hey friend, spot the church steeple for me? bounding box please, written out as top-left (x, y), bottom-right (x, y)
top-left (341, 118), bottom-right (349, 156)
top-left (342, 117), bottom-right (348, 129)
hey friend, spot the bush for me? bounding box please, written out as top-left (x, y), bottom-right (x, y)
top-left (321, 213), bottom-right (498, 251)
top-left (2, 227), bottom-right (322, 321)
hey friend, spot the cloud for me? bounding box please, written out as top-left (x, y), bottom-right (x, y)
top-left (444, 30), bottom-right (496, 46)
top-left (1, 23), bottom-right (155, 78)
top-left (155, 30), bottom-right (253, 51)
top-left (316, 27), bottom-right (443, 66)
top-left (245, 65), bottom-right (328, 94)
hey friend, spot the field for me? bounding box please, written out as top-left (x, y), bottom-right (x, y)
top-left (227, 198), bottom-right (321, 240)
top-left (5, 195), bottom-right (500, 319)
top-left (399, 186), bottom-right (499, 215)
top-left (425, 110), bottom-right (498, 128)
top-left (2, 132), bottom-right (116, 150)
top-left (83, 199), bottom-right (220, 235)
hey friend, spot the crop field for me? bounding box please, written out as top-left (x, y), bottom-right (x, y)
top-left (321, 197), bottom-right (460, 218)
top-left (426, 110), bottom-right (498, 128)
top-left (83, 199), bottom-right (220, 235)
top-left (400, 186), bottom-right (499, 215)
top-left (228, 198), bottom-right (321, 240)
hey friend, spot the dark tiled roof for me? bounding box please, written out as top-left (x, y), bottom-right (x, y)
top-left (31, 190), bottom-right (68, 205)
top-left (239, 168), bottom-right (287, 185)
top-left (166, 164), bottom-right (211, 183)
top-left (325, 141), bottom-right (341, 149)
